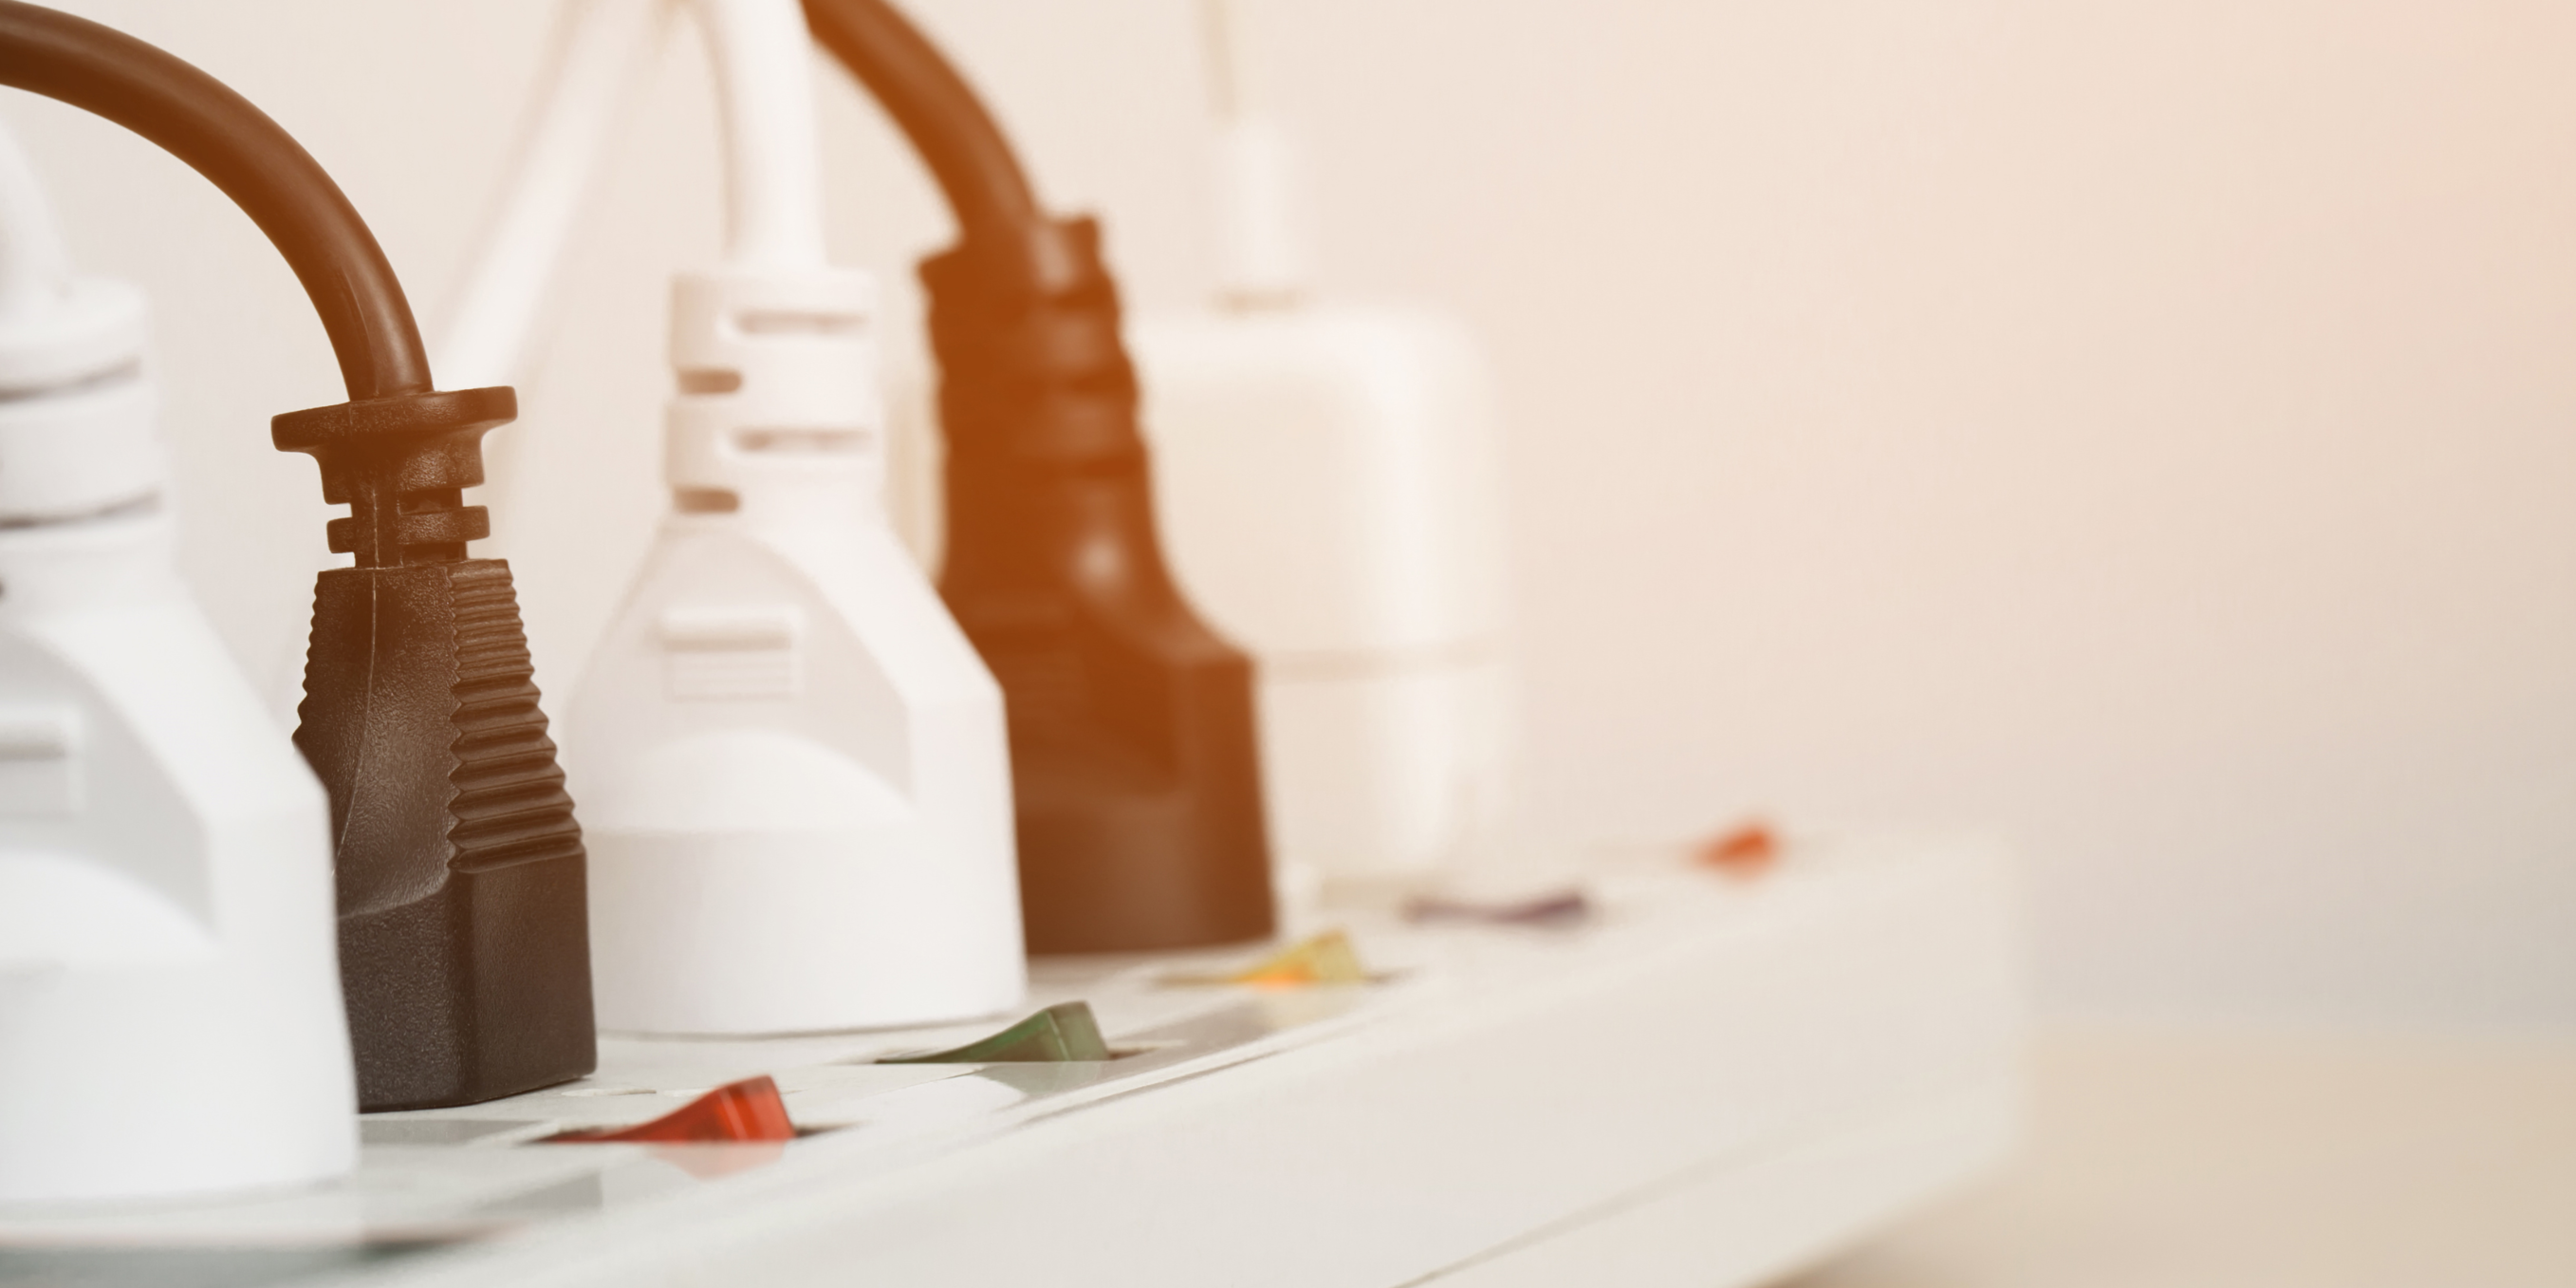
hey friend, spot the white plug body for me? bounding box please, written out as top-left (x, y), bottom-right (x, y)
top-left (0, 282), bottom-right (356, 1204)
top-left (1130, 303), bottom-right (1516, 891)
top-left (565, 266), bottom-right (1025, 1035)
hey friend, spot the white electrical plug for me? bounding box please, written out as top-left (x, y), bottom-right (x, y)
top-left (0, 125), bottom-right (356, 1204)
top-left (555, 0), bottom-right (1024, 1034)
top-left (1127, 0), bottom-right (1519, 897)
top-left (1133, 299), bottom-right (1517, 895)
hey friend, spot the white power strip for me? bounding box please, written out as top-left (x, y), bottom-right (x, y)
top-left (0, 833), bottom-right (2020, 1288)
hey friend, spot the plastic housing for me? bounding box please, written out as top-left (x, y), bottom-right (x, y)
top-left (0, 277), bottom-right (358, 1202)
top-left (564, 265), bottom-right (1025, 1034)
top-left (1131, 303), bottom-right (1513, 889)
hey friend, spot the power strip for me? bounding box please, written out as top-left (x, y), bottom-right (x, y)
top-left (0, 833), bottom-right (2020, 1288)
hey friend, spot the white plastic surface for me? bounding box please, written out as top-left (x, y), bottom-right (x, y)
top-left (0, 125), bottom-right (356, 1204)
top-left (556, 0), bottom-right (1025, 1035)
top-left (0, 833), bottom-right (2021, 1286)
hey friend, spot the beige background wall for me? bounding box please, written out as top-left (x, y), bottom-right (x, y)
top-left (9, 0), bottom-right (2572, 1030)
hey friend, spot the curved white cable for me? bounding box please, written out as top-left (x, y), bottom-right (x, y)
top-left (0, 123), bottom-right (73, 326)
top-left (437, 0), bottom-right (831, 388)
top-left (435, 0), bottom-right (671, 390)
top-left (696, 0), bottom-right (828, 270)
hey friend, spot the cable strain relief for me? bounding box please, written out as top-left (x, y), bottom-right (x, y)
top-left (664, 266), bottom-right (880, 497)
top-left (0, 276), bottom-right (159, 524)
top-left (271, 386), bottom-right (514, 567)
top-left (0, 275), bottom-right (148, 392)
top-left (919, 215), bottom-right (1145, 466)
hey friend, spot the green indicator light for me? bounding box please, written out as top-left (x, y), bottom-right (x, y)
top-left (880, 1001), bottom-right (1113, 1063)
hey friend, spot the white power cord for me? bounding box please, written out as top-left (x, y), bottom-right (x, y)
top-left (0, 121), bottom-right (68, 323)
top-left (436, 0), bottom-right (672, 391)
top-left (435, 0), bottom-right (830, 380)
top-left (699, 0), bottom-right (826, 269)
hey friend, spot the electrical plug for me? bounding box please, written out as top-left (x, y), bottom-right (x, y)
top-left (275, 389), bottom-right (594, 1111)
top-left (1130, 0), bottom-right (1518, 901)
top-left (565, 260), bottom-right (1024, 1034)
top-left (804, 0), bottom-right (1279, 953)
top-left (0, 123), bottom-right (357, 1203)
top-left (0, 0), bottom-right (597, 1113)
top-left (922, 217), bottom-right (1275, 952)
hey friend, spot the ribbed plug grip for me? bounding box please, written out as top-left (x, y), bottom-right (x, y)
top-left (296, 558), bottom-right (594, 1111)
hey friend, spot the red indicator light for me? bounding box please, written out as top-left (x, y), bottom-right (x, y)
top-left (547, 1076), bottom-right (795, 1143)
top-left (1698, 821), bottom-right (1780, 877)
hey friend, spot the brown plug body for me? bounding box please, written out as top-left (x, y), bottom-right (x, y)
top-left (276, 387), bottom-right (594, 1111)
